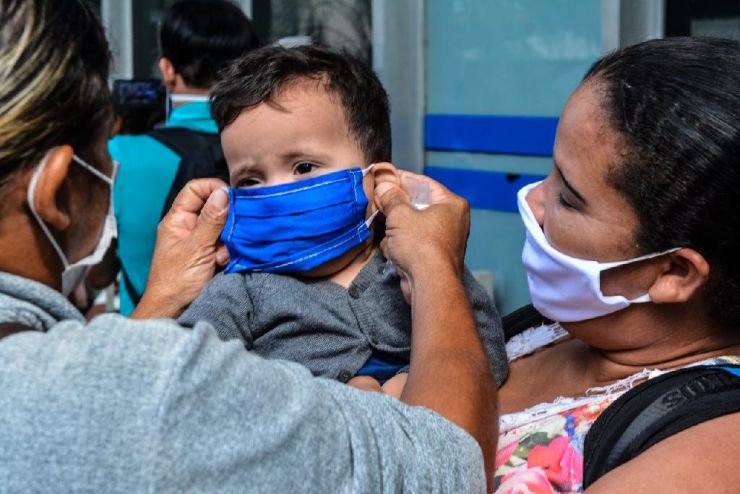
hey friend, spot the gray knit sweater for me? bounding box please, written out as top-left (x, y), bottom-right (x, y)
top-left (0, 271), bottom-right (485, 492)
top-left (179, 251), bottom-right (509, 385)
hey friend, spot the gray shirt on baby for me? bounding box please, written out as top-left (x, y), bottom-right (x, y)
top-left (179, 251), bottom-right (509, 385)
top-left (0, 271), bottom-right (485, 493)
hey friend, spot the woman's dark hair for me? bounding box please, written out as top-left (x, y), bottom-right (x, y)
top-left (0, 0), bottom-right (112, 193)
top-left (584, 37), bottom-right (740, 327)
top-left (159, 0), bottom-right (259, 89)
top-left (211, 44), bottom-right (392, 164)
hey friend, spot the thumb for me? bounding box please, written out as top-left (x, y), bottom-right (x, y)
top-left (192, 187), bottom-right (229, 244)
top-left (375, 182), bottom-right (410, 214)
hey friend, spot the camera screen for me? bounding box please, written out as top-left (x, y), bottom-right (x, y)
top-left (114, 79), bottom-right (164, 108)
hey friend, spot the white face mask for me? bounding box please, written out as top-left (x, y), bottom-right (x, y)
top-left (517, 181), bottom-right (679, 323)
top-left (27, 151), bottom-right (118, 296)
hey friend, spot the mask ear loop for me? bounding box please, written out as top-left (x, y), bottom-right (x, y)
top-left (72, 154), bottom-right (114, 185)
top-left (364, 209), bottom-right (379, 227)
top-left (363, 163), bottom-right (379, 226)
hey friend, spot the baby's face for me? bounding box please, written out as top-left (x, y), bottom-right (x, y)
top-left (222, 79), bottom-right (369, 193)
top-left (221, 79), bottom-right (377, 276)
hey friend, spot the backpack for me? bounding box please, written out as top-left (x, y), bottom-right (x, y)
top-left (120, 127), bottom-right (229, 306)
top-left (148, 127), bottom-right (230, 219)
top-left (583, 363), bottom-right (740, 487)
top-left (502, 305), bottom-right (740, 487)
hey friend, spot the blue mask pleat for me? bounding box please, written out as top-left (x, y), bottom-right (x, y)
top-left (221, 167), bottom-right (373, 273)
top-left (231, 201), bottom-right (361, 242)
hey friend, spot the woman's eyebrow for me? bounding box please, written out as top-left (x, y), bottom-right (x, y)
top-left (555, 163), bottom-right (587, 204)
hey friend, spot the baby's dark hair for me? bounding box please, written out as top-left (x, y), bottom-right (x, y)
top-left (211, 44), bottom-right (391, 164)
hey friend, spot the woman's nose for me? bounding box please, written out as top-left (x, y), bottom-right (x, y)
top-left (526, 182), bottom-right (546, 228)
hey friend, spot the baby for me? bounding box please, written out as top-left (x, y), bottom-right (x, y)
top-left (179, 45), bottom-right (508, 394)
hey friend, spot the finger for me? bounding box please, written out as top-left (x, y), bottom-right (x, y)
top-left (216, 244), bottom-right (230, 266)
top-left (375, 182), bottom-right (411, 214)
top-left (168, 178), bottom-right (229, 217)
top-left (191, 187), bottom-right (230, 246)
top-left (379, 237), bottom-right (389, 258)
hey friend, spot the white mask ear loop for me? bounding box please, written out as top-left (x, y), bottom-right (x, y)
top-left (72, 154), bottom-right (114, 185)
top-left (364, 210), bottom-right (380, 227)
top-left (362, 163), bottom-right (376, 176)
top-left (362, 164), bottom-right (379, 227)
top-left (597, 247), bottom-right (681, 303)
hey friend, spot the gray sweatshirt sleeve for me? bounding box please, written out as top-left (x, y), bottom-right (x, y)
top-left (154, 322), bottom-right (486, 493)
top-left (463, 268), bottom-right (509, 386)
top-left (0, 314), bottom-right (485, 493)
top-left (178, 272), bottom-right (255, 348)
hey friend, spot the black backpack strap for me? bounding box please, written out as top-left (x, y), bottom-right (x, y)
top-left (583, 364), bottom-right (740, 488)
top-left (120, 265), bottom-right (142, 306)
top-left (502, 304), bottom-right (547, 342)
top-left (147, 127), bottom-right (216, 158)
top-left (160, 134), bottom-right (227, 218)
top-left (0, 322), bottom-right (33, 340)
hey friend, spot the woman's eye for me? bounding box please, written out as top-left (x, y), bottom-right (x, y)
top-left (294, 162), bottom-right (318, 175)
top-left (558, 193), bottom-right (576, 210)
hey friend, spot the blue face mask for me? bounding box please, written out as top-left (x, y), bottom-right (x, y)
top-left (222, 166), bottom-right (378, 274)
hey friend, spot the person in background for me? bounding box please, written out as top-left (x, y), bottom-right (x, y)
top-left (0, 0), bottom-right (497, 491)
top-left (110, 0), bottom-right (259, 315)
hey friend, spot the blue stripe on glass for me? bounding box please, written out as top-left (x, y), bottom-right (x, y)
top-left (424, 166), bottom-right (545, 213)
top-left (425, 114), bottom-right (558, 156)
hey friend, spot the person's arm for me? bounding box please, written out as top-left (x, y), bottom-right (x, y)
top-left (131, 179), bottom-right (230, 320)
top-left (374, 170), bottom-right (498, 488)
top-left (587, 412), bottom-right (740, 493)
top-left (147, 322), bottom-right (486, 493)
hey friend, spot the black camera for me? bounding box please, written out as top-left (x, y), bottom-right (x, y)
top-left (113, 79), bottom-right (166, 134)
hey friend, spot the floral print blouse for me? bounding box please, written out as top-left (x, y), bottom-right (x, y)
top-left (494, 323), bottom-right (740, 493)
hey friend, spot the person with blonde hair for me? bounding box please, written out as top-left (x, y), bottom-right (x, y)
top-left (0, 0), bottom-right (497, 491)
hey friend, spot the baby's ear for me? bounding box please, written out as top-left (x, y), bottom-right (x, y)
top-left (370, 162), bottom-right (399, 188)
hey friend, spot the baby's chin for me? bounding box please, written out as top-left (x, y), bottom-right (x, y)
top-left (292, 242), bottom-right (373, 279)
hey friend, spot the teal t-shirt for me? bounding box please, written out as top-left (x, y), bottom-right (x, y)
top-left (110, 102), bottom-right (218, 316)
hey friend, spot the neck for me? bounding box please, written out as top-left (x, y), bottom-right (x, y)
top-left (170, 85), bottom-right (210, 109)
top-left (563, 302), bottom-right (740, 385)
top-left (327, 241), bottom-right (377, 288)
top-left (0, 203), bottom-right (61, 291)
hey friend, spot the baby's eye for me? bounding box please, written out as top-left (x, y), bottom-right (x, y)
top-left (294, 162), bottom-right (318, 175)
top-left (237, 177), bottom-right (261, 188)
